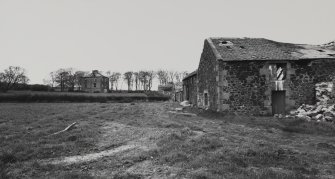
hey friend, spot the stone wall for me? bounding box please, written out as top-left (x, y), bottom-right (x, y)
top-left (183, 75), bottom-right (197, 105)
top-left (197, 39), bottom-right (219, 110)
top-left (289, 59), bottom-right (335, 106)
top-left (215, 59), bottom-right (335, 115)
top-left (218, 61), bottom-right (268, 114)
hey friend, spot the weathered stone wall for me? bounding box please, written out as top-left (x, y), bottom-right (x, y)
top-left (289, 59), bottom-right (335, 106)
top-left (218, 61), bottom-right (268, 114)
top-left (197, 39), bottom-right (219, 110)
top-left (183, 75), bottom-right (197, 105)
top-left (215, 59), bottom-right (335, 115)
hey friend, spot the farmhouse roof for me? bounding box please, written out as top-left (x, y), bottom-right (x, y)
top-left (83, 70), bottom-right (107, 78)
top-left (183, 70), bottom-right (197, 81)
top-left (206, 37), bottom-right (335, 61)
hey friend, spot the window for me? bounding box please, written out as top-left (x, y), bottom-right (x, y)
top-left (93, 83), bottom-right (96, 87)
top-left (204, 92), bottom-right (208, 106)
top-left (269, 63), bottom-right (286, 80)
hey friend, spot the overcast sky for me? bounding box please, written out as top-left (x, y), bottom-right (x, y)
top-left (1, 0), bottom-right (335, 85)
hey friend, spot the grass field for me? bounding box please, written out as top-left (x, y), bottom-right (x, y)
top-left (1, 102), bottom-right (335, 178)
top-left (0, 91), bottom-right (169, 102)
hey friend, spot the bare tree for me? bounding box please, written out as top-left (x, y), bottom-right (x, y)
top-left (123, 71), bottom-right (133, 91)
top-left (133, 72), bottom-right (140, 90)
top-left (147, 71), bottom-right (155, 91)
top-left (74, 71), bottom-right (88, 91)
top-left (46, 71), bottom-right (57, 87)
top-left (168, 71), bottom-right (178, 83)
top-left (139, 71), bottom-right (148, 91)
top-left (0, 66), bottom-right (29, 92)
top-left (54, 69), bottom-right (68, 92)
top-left (66, 68), bottom-right (76, 91)
top-left (176, 71), bottom-right (188, 82)
top-left (53, 68), bottom-right (77, 91)
top-left (108, 72), bottom-right (121, 91)
top-left (156, 69), bottom-right (169, 85)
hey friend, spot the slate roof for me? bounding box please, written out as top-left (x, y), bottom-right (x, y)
top-left (207, 37), bottom-right (335, 61)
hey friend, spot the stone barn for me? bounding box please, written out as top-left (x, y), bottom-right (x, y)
top-left (183, 70), bottom-right (197, 105)
top-left (196, 37), bottom-right (335, 115)
top-left (80, 70), bottom-right (109, 93)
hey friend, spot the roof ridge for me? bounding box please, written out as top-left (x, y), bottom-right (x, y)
top-left (206, 38), bottom-right (223, 60)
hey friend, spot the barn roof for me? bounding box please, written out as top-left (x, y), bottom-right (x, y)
top-left (183, 70), bottom-right (197, 81)
top-left (207, 37), bottom-right (335, 61)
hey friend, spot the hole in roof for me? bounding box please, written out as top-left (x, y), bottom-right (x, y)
top-left (226, 46), bottom-right (232, 49)
top-left (219, 41), bottom-right (234, 46)
top-left (240, 46), bottom-right (245, 49)
top-left (317, 49), bottom-right (325, 52)
top-left (328, 54), bottom-right (335, 57)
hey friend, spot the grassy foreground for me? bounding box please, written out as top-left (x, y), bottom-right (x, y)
top-left (0, 102), bottom-right (335, 178)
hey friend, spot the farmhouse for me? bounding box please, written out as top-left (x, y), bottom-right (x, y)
top-left (185, 38), bottom-right (335, 115)
top-left (80, 70), bottom-right (109, 93)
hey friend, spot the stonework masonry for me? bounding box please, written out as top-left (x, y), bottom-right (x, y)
top-left (197, 39), bottom-right (219, 109)
top-left (212, 59), bottom-right (335, 115)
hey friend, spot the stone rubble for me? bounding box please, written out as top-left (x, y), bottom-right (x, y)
top-left (283, 82), bottom-right (335, 123)
top-left (289, 104), bottom-right (335, 123)
top-left (180, 101), bottom-right (191, 107)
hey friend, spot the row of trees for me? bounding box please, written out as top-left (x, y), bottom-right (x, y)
top-left (43, 68), bottom-right (188, 92)
top-left (43, 68), bottom-right (89, 91)
top-left (112, 70), bottom-right (188, 91)
top-left (0, 66), bottom-right (189, 92)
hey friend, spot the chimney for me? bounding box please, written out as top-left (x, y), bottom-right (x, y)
top-left (92, 70), bottom-right (98, 75)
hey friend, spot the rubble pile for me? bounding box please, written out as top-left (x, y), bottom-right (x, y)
top-left (315, 82), bottom-right (333, 104)
top-left (289, 82), bottom-right (335, 122)
top-left (180, 101), bottom-right (191, 107)
top-left (290, 104), bottom-right (335, 122)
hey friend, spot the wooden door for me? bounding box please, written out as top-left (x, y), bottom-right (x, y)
top-left (272, 91), bottom-right (285, 115)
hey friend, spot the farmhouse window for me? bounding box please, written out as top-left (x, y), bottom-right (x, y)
top-left (94, 83), bottom-right (97, 87)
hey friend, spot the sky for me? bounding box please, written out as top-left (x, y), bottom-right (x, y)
top-left (1, 0), bottom-right (335, 87)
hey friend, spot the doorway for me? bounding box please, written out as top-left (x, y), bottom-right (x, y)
top-left (272, 91), bottom-right (286, 115)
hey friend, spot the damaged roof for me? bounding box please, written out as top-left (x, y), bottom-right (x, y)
top-left (207, 37), bottom-right (335, 61)
top-left (322, 40), bottom-right (335, 50)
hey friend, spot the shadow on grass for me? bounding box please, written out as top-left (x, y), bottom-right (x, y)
top-left (192, 108), bottom-right (335, 136)
top-left (149, 125), bottom-right (320, 178)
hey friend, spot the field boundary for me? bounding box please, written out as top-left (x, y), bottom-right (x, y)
top-left (0, 91), bottom-right (170, 103)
